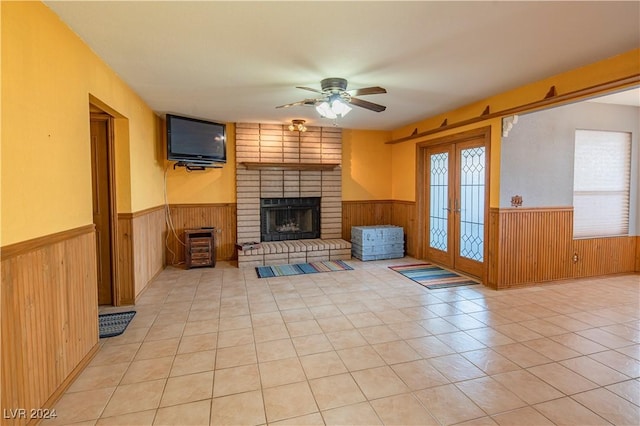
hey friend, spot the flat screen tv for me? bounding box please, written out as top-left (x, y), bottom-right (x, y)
top-left (166, 114), bottom-right (226, 164)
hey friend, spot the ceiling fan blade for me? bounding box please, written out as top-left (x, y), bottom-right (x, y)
top-left (349, 86), bottom-right (387, 96)
top-left (276, 98), bottom-right (320, 109)
top-left (296, 86), bottom-right (324, 94)
top-left (349, 97), bottom-right (387, 112)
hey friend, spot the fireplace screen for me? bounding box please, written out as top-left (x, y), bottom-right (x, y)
top-left (260, 197), bottom-right (320, 242)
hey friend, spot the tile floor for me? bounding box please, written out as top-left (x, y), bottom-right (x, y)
top-left (46, 257), bottom-right (639, 425)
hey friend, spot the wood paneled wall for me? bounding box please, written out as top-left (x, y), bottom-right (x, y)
top-left (636, 236), bottom-right (640, 272)
top-left (117, 206), bottom-right (166, 304)
top-left (165, 203), bottom-right (237, 265)
top-left (487, 207), bottom-right (638, 289)
top-left (1, 226), bottom-right (99, 425)
top-left (341, 200), bottom-right (417, 257)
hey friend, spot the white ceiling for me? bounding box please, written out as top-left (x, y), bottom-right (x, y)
top-left (44, 1), bottom-right (640, 130)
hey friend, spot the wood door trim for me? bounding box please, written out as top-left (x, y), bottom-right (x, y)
top-left (90, 110), bottom-right (119, 305)
top-left (416, 126), bottom-right (491, 281)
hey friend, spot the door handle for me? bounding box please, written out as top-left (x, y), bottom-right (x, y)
top-left (454, 199), bottom-right (461, 213)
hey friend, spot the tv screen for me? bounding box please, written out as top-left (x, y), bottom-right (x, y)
top-left (166, 114), bottom-right (226, 164)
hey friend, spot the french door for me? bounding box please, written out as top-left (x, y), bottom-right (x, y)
top-left (419, 129), bottom-right (489, 279)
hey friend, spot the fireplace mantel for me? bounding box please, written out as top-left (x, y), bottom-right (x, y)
top-left (240, 162), bottom-right (340, 171)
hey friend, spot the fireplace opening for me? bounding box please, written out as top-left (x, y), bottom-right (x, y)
top-left (261, 197), bottom-right (320, 242)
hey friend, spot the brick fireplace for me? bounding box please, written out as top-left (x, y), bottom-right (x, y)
top-left (235, 123), bottom-right (345, 266)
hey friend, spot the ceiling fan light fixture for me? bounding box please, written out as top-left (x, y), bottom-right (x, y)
top-left (315, 101), bottom-right (337, 119)
top-left (331, 98), bottom-right (352, 117)
top-left (288, 119), bottom-right (307, 132)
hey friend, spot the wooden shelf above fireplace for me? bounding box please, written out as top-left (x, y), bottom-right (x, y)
top-left (240, 162), bottom-right (340, 171)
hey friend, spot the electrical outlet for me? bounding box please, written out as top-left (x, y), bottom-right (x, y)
top-left (572, 253), bottom-right (579, 263)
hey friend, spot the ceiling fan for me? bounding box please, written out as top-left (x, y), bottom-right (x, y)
top-left (276, 78), bottom-right (387, 118)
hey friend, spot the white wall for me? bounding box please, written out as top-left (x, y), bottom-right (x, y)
top-left (500, 100), bottom-right (639, 235)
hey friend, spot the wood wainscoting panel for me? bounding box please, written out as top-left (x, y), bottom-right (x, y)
top-left (488, 207), bottom-right (638, 289)
top-left (131, 207), bottom-right (166, 298)
top-left (490, 207), bottom-right (574, 288)
top-left (392, 201), bottom-right (417, 257)
top-left (1, 226), bottom-right (99, 425)
top-left (636, 236), bottom-right (640, 272)
top-left (117, 215), bottom-right (135, 305)
top-left (341, 200), bottom-right (417, 258)
top-left (572, 236), bottom-right (637, 278)
top-left (342, 200), bottom-right (393, 243)
top-left (166, 203), bottom-right (237, 265)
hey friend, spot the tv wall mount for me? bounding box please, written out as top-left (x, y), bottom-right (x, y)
top-left (173, 161), bottom-right (223, 171)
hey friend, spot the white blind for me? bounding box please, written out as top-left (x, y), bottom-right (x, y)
top-left (573, 129), bottom-right (631, 238)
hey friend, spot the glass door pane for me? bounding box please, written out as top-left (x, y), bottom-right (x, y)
top-left (458, 147), bottom-right (485, 262)
top-left (429, 152), bottom-right (449, 252)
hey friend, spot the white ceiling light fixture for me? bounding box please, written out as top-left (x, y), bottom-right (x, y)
top-left (288, 119), bottom-right (307, 132)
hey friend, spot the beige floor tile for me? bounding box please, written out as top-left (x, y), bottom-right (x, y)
top-left (170, 350), bottom-right (216, 377)
top-left (387, 321), bottom-right (430, 339)
top-left (300, 350), bottom-right (348, 379)
top-left (326, 329), bottom-right (367, 350)
top-left (370, 393), bottom-right (439, 425)
top-left (528, 362), bottom-right (599, 395)
top-left (253, 323), bottom-right (290, 342)
top-left (218, 314), bottom-right (252, 331)
top-left (351, 366), bottom-right (409, 399)
top-left (491, 406), bottom-right (554, 425)
top-left (309, 304), bottom-right (343, 318)
top-left (256, 338), bottom-right (297, 362)
top-left (442, 314), bottom-right (487, 331)
top-left (210, 390), bottom-right (266, 425)
top-left (589, 350), bottom-right (640, 377)
top-left (187, 309), bottom-right (218, 322)
top-left (160, 371), bottom-right (213, 407)
top-left (522, 337), bottom-right (582, 361)
top-left (605, 379), bottom-right (640, 405)
top-left (259, 357), bottom-right (306, 388)
top-left (47, 387), bottom-right (115, 425)
top-left (391, 359), bottom-right (449, 390)
top-left (561, 355), bottom-right (631, 385)
top-left (309, 373), bottom-right (366, 410)
top-left (292, 333), bottom-right (334, 356)
top-left (136, 338), bottom-right (181, 360)
top-left (270, 412), bottom-right (325, 425)
top-left (436, 331), bottom-right (486, 352)
top-left (216, 327), bottom-right (254, 348)
top-left (263, 381), bottom-right (318, 423)
top-left (372, 340), bottom-right (421, 364)
top-left (95, 410), bottom-right (156, 426)
top-left (102, 379), bottom-right (165, 418)
top-left (456, 417), bottom-right (499, 425)
top-left (406, 335), bottom-right (456, 358)
top-left (429, 354), bottom-right (486, 382)
top-left (492, 323), bottom-right (543, 342)
top-left (572, 387), bottom-right (640, 426)
top-left (281, 307), bottom-right (315, 322)
top-left (215, 343), bottom-right (256, 369)
top-left (177, 332), bottom-right (217, 353)
top-left (286, 319), bottom-right (323, 337)
top-left (491, 343), bottom-right (553, 368)
top-left (414, 383), bottom-right (486, 425)
top-left (121, 356), bottom-right (173, 384)
top-left (419, 317), bottom-right (461, 334)
top-left (346, 312), bottom-right (384, 328)
top-left (461, 348), bottom-right (520, 375)
top-left (145, 322), bottom-right (186, 342)
top-left (251, 311), bottom-right (283, 327)
top-left (90, 343), bottom-right (140, 367)
top-left (464, 327), bottom-right (516, 347)
top-left (491, 369), bottom-right (563, 404)
top-left (153, 399), bottom-right (210, 425)
top-left (549, 332), bottom-right (608, 354)
top-left (455, 376), bottom-right (527, 415)
top-left (359, 325), bottom-right (402, 344)
top-left (337, 345), bottom-right (386, 371)
top-left (578, 328), bottom-right (636, 349)
top-left (321, 402), bottom-right (382, 425)
top-left (534, 397), bottom-right (611, 425)
top-left (544, 314), bottom-right (592, 332)
top-left (68, 362), bottom-right (129, 392)
top-left (212, 364), bottom-right (260, 397)
top-left (183, 319), bottom-right (219, 337)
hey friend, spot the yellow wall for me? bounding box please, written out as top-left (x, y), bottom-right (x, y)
top-left (165, 123), bottom-right (237, 204)
top-left (1, 2), bottom-right (164, 246)
top-left (390, 48), bottom-right (640, 205)
top-left (342, 129), bottom-right (393, 201)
